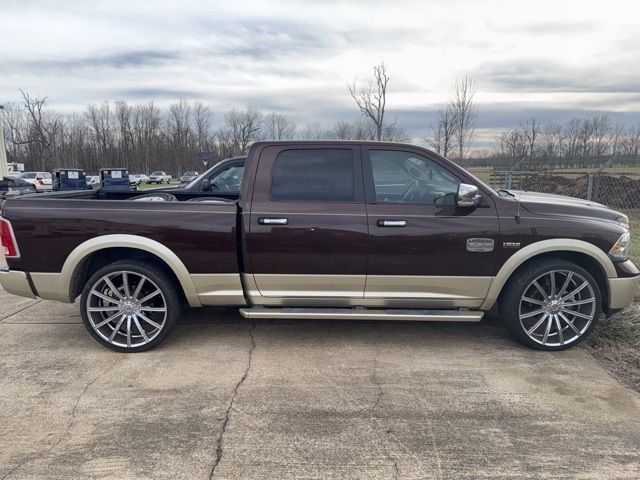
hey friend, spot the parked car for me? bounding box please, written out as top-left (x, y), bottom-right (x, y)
top-left (179, 171), bottom-right (199, 183)
top-left (17, 171), bottom-right (53, 192)
top-left (0, 176), bottom-right (37, 203)
top-left (130, 174), bottom-right (149, 185)
top-left (1, 141), bottom-right (637, 353)
top-left (86, 176), bottom-right (101, 189)
top-left (147, 171), bottom-right (171, 184)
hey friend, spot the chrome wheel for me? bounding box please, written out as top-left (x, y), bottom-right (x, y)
top-left (519, 270), bottom-right (597, 347)
top-left (86, 271), bottom-right (167, 348)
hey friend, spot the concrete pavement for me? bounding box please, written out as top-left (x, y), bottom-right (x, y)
top-left (1, 286), bottom-right (639, 479)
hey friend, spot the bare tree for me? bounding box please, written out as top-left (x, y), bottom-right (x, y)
top-left (299, 121), bottom-right (327, 140)
top-left (264, 112), bottom-right (296, 140)
top-left (193, 101), bottom-right (213, 151)
top-left (221, 107), bottom-right (263, 154)
top-left (348, 61), bottom-right (389, 141)
top-left (21, 90), bottom-right (64, 170)
top-left (520, 117), bottom-right (541, 167)
top-left (425, 104), bottom-right (457, 157)
top-left (540, 123), bottom-right (565, 159)
top-left (449, 76), bottom-right (478, 163)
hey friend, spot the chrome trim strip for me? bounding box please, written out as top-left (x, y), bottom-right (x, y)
top-left (240, 307), bottom-right (484, 322)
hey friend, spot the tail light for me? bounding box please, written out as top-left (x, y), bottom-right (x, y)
top-left (37, 179), bottom-right (44, 186)
top-left (0, 218), bottom-right (20, 258)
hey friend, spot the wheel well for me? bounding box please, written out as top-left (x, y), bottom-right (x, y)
top-left (70, 247), bottom-right (186, 302)
top-left (498, 251), bottom-right (609, 309)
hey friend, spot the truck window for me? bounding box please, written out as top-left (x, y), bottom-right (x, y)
top-left (271, 149), bottom-right (354, 202)
top-left (368, 150), bottom-right (461, 205)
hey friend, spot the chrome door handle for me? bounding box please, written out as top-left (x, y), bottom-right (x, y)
top-left (259, 217), bottom-right (288, 225)
top-left (377, 219), bottom-right (407, 227)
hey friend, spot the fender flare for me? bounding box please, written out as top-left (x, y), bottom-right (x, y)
top-left (480, 239), bottom-right (616, 310)
top-left (61, 234), bottom-right (201, 307)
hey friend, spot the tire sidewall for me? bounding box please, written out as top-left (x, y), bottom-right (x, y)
top-left (500, 259), bottom-right (602, 351)
top-left (80, 260), bottom-right (181, 352)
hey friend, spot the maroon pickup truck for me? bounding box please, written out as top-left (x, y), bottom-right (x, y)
top-left (1, 141), bottom-right (638, 352)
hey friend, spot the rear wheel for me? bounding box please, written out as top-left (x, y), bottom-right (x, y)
top-left (500, 259), bottom-right (601, 351)
top-left (80, 260), bottom-right (181, 352)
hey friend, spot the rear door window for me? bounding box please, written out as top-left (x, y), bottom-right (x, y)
top-left (271, 149), bottom-right (354, 202)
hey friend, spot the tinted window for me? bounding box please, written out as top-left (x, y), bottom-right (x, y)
top-left (19, 172), bottom-right (36, 179)
top-left (369, 150), bottom-right (460, 205)
top-left (271, 149), bottom-right (354, 202)
top-left (210, 165), bottom-right (244, 191)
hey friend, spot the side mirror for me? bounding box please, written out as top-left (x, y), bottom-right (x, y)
top-left (201, 179), bottom-right (210, 191)
top-left (456, 183), bottom-right (479, 207)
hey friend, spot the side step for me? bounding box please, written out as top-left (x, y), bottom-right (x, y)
top-left (239, 307), bottom-right (484, 322)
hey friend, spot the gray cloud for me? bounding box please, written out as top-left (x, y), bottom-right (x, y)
top-left (478, 59), bottom-right (640, 93)
top-left (8, 50), bottom-right (181, 72)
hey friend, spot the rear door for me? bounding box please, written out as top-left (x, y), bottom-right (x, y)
top-left (363, 146), bottom-right (500, 308)
top-left (247, 145), bottom-right (368, 302)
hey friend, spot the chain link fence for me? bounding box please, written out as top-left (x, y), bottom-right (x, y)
top-left (487, 160), bottom-right (640, 211)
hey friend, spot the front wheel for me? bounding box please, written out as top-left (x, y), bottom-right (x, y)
top-left (500, 259), bottom-right (601, 351)
top-left (80, 260), bottom-right (181, 352)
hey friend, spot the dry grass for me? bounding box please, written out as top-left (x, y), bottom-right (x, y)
top-left (584, 211), bottom-right (640, 391)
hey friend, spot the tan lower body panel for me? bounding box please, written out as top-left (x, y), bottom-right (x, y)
top-left (608, 276), bottom-right (640, 310)
top-left (244, 274), bottom-right (493, 309)
top-left (240, 307), bottom-right (484, 322)
top-left (191, 274), bottom-right (247, 306)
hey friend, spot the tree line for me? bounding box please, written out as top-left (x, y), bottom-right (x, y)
top-left (486, 115), bottom-right (640, 170)
top-left (4, 59), bottom-right (638, 176)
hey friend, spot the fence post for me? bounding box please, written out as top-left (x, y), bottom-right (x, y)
top-left (586, 174), bottom-right (594, 201)
top-left (506, 172), bottom-right (512, 190)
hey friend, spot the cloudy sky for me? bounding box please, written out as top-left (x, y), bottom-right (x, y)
top-left (2, 0), bottom-right (640, 142)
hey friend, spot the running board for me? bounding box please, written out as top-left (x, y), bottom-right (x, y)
top-left (239, 307), bottom-right (484, 322)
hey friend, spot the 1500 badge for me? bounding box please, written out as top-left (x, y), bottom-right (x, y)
top-left (466, 238), bottom-right (495, 252)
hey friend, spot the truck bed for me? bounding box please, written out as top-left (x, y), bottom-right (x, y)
top-left (2, 191), bottom-right (240, 276)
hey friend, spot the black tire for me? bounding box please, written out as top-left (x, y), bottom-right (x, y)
top-left (80, 260), bottom-right (182, 352)
top-left (499, 258), bottom-right (601, 351)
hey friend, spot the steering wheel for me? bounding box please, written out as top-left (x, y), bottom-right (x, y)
top-left (212, 177), bottom-right (232, 191)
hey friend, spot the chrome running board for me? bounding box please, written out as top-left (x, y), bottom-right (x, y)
top-left (239, 307), bottom-right (484, 322)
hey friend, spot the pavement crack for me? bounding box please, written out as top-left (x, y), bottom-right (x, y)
top-left (0, 300), bottom-right (43, 322)
top-left (0, 363), bottom-right (115, 480)
top-left (208, 322), bottom-right (256, 479)
top-left (370, 324), bottom-right (400, 479)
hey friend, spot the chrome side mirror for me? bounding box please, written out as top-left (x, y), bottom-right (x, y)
top-left (456, 183), bottom-right (479, 207)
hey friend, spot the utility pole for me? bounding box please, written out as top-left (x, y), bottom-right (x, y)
top-left (0, 105), bottom-right (8, 178)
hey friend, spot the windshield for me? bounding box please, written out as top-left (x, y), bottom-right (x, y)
top-left (151, 171), bottom-right (163, 176)
top-left (19, 172), bottom-right (36, 179)
top-left (183, 171), bottom-right (197, 176)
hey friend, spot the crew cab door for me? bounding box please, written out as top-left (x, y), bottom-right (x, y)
top-left (246, 145), bottom-right (368, 303)
top-left (362, 146), bottom-right (500, 308)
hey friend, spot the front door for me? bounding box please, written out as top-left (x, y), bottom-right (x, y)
top-left (247, 145), bottom-right (368, 303)
top-left (362, 147), bottom-right (500, 308)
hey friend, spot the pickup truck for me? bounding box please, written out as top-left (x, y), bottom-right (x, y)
top-left (147, 171), bottom-right (172, 184)
top-left (1, 141), bottom-right (638, 353)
